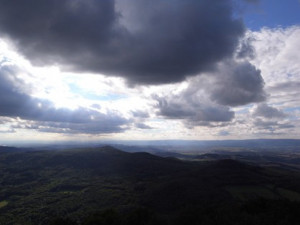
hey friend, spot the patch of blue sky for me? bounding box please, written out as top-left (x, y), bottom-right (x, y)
top-left (244, 0), bottom-right (300, 30)
top-left (68, 83), bottom-right (126, 101)
top-left (234, 105), bottom-right (253, 114)
top-left (284, 107), bottom-right (300, 112)
top-left (82, 93), bottom-right (126, 101)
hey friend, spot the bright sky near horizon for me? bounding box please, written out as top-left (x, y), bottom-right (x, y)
top-left (0, 0), bottom-right (299, 144)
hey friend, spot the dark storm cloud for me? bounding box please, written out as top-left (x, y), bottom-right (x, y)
top-left (209, 61), bottom-right (266, 106)
top-left (0, 0), bottom-right (246, 85)
top-left (253, 103), bottom-right (286, 119)
top-left (0, 63), bottom-right (130, 134)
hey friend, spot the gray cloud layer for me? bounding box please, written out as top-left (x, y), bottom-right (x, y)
top-left (253, 103), bottom-right (286, 119)
top-left (153, 58), bottom-right (266, 127)
top-left (253, 118), bottom-right (294, 132)
top-left (0, 0), bottom-right (245, 85)
top-left (209, 61), bottom-right (266, 106)
top-left (154, 91), bottom-right (235, 127)
top-left (0, 62), bottom-right (130, 134)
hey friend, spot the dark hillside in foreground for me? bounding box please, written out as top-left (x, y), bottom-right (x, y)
top-left (1, 146), bottom-right (300, 224)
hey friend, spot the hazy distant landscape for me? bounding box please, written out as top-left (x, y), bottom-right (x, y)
top-left (1, 139), bottom-right (300, 224)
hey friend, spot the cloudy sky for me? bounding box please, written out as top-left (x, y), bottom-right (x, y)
top-left (0, 0), bottom-right (299, 144)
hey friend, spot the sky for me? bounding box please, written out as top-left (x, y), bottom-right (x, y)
top-left (0, 0), bottom-right (299, 144)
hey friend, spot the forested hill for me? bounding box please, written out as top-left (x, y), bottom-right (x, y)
top-left (1, 146), bottom-right (300, 224)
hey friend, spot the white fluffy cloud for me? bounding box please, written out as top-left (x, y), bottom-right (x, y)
top-left (250, 26), bottom-right (300, 85)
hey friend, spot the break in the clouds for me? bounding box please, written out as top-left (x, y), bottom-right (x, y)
top-left (0, 0), bottom-right (247, 84)
top-left (0, 61), bottom-right (130, 134)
